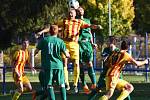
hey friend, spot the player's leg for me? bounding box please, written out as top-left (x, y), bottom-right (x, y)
top-left (88, 65), bottom-right (108, 100)
top-left (119, 72), bottom-right (131, 100)
top-left (79, 63), bottom-right (87, 87)
top-left (12, 82), bottom-right (23, 100)
top-left (63, 57), bottom-right (70, 90)
top-left (12, 72), bottom-right (23, 100)
top-left (99, 76), bottom-right (118, 100)
top-left (72, 59), bottom-right (80, 93)
top-left (69, 42), bottom-right (80, 93)
top-left (47, 69), bottom-right (55, 100)
top-left (84, 43), bottom-right (96, 89)
top-left (63, 42), bottom-right (70, 90)
top-left (79, 45), bottom-right (90, 94)
top-left (56, 69), bottom-right (66, 100)
top-left (87, 61), bottom-right (96, 89)
top-left (116, 79), bottom-right (134, 100)
top-left (32, 70), bottom-right (48, 100)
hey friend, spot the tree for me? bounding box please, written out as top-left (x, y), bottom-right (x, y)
top-left (79, 0), bottom-right (135, 38)
top-left (0, 0), bottom-right (68, 49)
top-left (133, 0), bottom-right (150, 35)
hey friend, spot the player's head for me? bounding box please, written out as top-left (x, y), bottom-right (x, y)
top-left (121, 40), bottom-right (129, 50)
top-left (107, 36), bottom-right (117, 50)
top-left (49, 25), bottom-right (59, 36)
top-left (22, 38), bottom-right (29, 50)
top-left (68, 8), bottom-right (76, 19)
top-left (77, 6), bottom-right (84, 17)
top-left (108, 36), bottom-right (116, 45)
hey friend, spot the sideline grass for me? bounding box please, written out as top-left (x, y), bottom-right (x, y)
top-left (0, 71), bottom-right (150, 100)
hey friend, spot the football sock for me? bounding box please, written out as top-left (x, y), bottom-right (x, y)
top-left (12, 91), bottom-right (21, 100)
top-left (73, 66), bottom-right (80, 86)
top-left (64, 67), bottom-right (69, 86)
top-left (117, 90), bottom-right (129, 100)
top-left (80, 67), bottom-right (87, 86)
top-left (60, 86), bottom-right (67, 100)
top-left (99, 95), bottom-right (108, 100)
top-left (47, 87), bottom-right (55, 100)
top-left (88, 67), bottom-right (96, 84)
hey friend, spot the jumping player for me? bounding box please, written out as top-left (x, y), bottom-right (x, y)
top-left (77, 6), bottom-right (97, 94)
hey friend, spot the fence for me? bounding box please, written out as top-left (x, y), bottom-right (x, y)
top-left (0, 33), bottom-right (150, 95)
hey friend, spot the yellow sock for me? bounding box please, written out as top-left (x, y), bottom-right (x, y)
top-left (64, 67), bottom-right (69, 86)
top-left (117, 90), bottom-right (129, 100)
top-left (99, 95), bottom-right (108, 100)
top-left (73, 66), bottom-right (80, 86)
top-left (12, 91), bottom-right (21, 100)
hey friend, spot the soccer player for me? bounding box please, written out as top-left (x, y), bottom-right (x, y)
top-left (34, 25), bottom-right (70, 100)
top-left (99, 40), bottom-right (148, 100)
top-left (76, 6), bottom-right (97, 94)
top-left (88, 36), bottom-right (131, 100)
top-left (62, 8), bottom-right (102, 93)
top-left (12, 39), bottom-right (36, 100)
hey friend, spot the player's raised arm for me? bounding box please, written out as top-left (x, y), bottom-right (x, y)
top-left (35, 27), bottom-right (50, 38)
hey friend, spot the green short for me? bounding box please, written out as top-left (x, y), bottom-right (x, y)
top-left (79, 42), bottom-right (93, 62)
top-left (43, 69), bottom-right (65, 86)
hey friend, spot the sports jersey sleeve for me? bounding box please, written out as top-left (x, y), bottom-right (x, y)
top-left (80, 20), bottom-right (91, 29)
top-left (13, 51), bottom-right (20, 73)
top-left (125, 52), bottom-right (135, 63)
top-left (13, 51), bottom-right (19, 62)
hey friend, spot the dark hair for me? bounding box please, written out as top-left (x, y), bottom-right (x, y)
top-left (109, 36), bottom-right (116, 45)
top-left (22, 37), bottom-right (29, 44)
top-left (121, 40), bottom-right (129, 50)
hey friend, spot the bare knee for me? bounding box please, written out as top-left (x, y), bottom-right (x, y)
top-left (124, 83), bottom-right (134, 93)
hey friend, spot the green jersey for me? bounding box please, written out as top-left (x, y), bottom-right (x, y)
top-left (79, 18), bottom-right (92, 43)
top-left (79, 18), bottom-right (93, 62)
top-left (37, 35), bottom-right (66, 70)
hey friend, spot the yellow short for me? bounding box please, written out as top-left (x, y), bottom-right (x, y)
top-left (62, 41), bottom-right (79, 60)
top-left (13, 72), bottom-right (30, 84)
top-left (105, 76), bottom-right (129, 91)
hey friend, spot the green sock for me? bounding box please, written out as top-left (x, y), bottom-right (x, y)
top-left (12, 91), bottom-right (21, 100)
top-left (47, 87), bottom-right (55, 100)
top-left (40, 90), bottom-right (48, 100)
top-left (80, 67), bottom-right (87, 86)
top-left (60, 87), bottom-right (66, 100)
top-left (88, 67), bottom-right (96, 84)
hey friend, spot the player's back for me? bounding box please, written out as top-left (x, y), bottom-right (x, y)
top-left (40, 36), bottom-right (66, 69)
top-left (106, 50), bottom-right (131, 77)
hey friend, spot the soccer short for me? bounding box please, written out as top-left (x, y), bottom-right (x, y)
top-left (62, 41), bottom-right (79, 60)
top-left (45, 69), bottom-right (65, 86)
top-left (79, 41), bottom-right (93, 62)
top-left (13, 72), bottom-right (30, 84)
top-left (105, 76), bottom-right (129, 91)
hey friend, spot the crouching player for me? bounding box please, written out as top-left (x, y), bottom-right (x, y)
top-left (34, 25), bottom-right (70, 100)
top-left (99, 40), bottom-right (148, 100)
top-left (12, 39), bottom-right (36, 100)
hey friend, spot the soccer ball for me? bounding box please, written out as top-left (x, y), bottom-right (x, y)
top-left (68, 0), bottom-right (80, 9)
